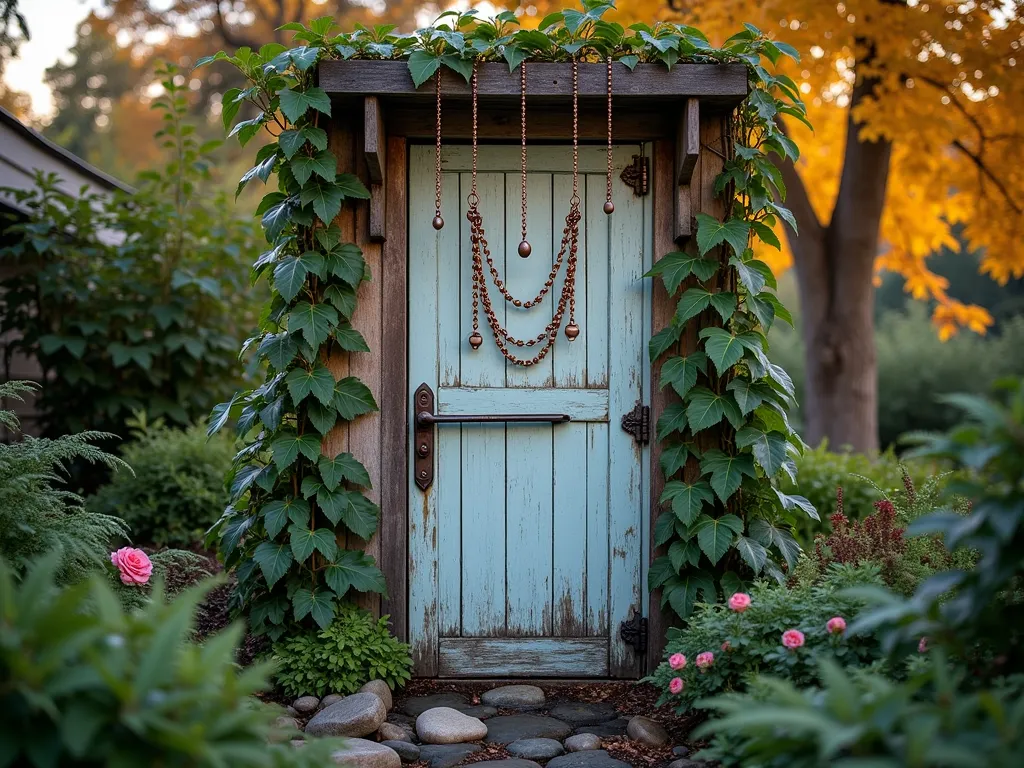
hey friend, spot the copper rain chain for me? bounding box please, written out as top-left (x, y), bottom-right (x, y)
top-left (431, 58), bottom-right (616, 367)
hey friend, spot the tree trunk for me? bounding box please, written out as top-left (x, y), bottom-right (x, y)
top-left (777, 56), bottom-right (891, 453)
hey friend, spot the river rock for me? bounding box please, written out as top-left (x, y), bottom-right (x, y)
top-left (378, 721), bottom-right (414, 742)
top-left (507, 738), bottom-right (564, 760)
top-left (573, 718), bottom-right (628, 738)
top-left (470, 761), bottom-right (543, 768)
top-left (293, 696), bottom-right (320, 715)
top-left (547, 751), bottom-right (631, 768)
top-left (668, 761), bottom-right (706, 768)
top-left (483, 714), bottom-right (572, 744)
top-left (416, 707), bottom-right (488, 744)
top-left (564, 733), bottom-right (602, 752)
top-left (672, 746), bottom-right (691, 758)
top-left (548, 702), bottom-right (618, 727)
top-left (321, 694), bottom-right (344, 709)
top-left (306, 692), bottom-right (387, 738)
top-left (382, 740), bottom-right (421, 763)
top-left (481, 684), bottom-right (546, 709)
top-left (626, 716), bottom-right (669, 747)
top-left (403, 693), bottom-right (471, 717)
top-left (361, 680), bottom-right (394, 711)
top-left (459, 705), bottom-right (498, 719)
top-left (270, 716), bottom-right (300, 743)
top-left (330, 738), bottom-right (401, 768)
top-left (419, 744), bottom-right (482, 768)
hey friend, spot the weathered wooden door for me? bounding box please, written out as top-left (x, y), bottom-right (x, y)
top-left (408, 144), bottom-right (652, 678)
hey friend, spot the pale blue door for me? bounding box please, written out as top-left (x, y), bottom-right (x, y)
top-left (408, 144), bottom-right (652, 678)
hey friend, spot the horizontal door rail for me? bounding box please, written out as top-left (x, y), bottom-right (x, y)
top-left (416, 411), bottom-right (570, 427)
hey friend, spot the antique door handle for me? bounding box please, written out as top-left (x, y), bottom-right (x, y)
top-left (412, 382), bottom-right (569, 491)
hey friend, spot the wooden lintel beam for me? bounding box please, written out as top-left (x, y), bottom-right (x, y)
top-left (677, 98), bottom-right (699, 185)
top-left (364, 96), bottom-right (385, 184)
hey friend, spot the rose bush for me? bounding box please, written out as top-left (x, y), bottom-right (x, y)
top-left (646, 563), bottom-right (886, 712)
top-left (110, 547), bottom-right (153, 585)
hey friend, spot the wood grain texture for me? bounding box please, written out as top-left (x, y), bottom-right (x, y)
top-left (364, 97), bottom-right (385, 183)
top-left (321, 61), bottom-right (748, 104)
top-left (437, 387), bottom-right (609, 421)
top-left (438, 638), bottom-right (610, 677)
top-left (677, 99), bottom-right (700, 185)
top-left (380, 136), bottom-right (408, 641)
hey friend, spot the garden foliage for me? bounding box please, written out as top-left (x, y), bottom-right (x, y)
top-left (695, 379), bottom-right (1024, 766)
top-left (87, 414), bottom-right (234, 548)
top-left (0, 554), bottom-right (342, 767)
top-left (271, 603), bottom-right (413, 698)
top-left (200, 0), bottom-right (811, 633)
top-left (0, 64), bottom-right (260, 439)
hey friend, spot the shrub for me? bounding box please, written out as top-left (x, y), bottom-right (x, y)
top-left (0, 553), bottom-right (342, 766)
top-left (271, 603), bottom-right (413, 699)
top-left (647, 563), bottom-right (885, 713)
top-left (0, 380), bottom-right (129, 583)
top-left (88, 413), bottom-right (235, 548)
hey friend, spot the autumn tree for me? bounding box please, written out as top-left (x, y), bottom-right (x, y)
top-left (529, 0), bottom-right (1023, 452)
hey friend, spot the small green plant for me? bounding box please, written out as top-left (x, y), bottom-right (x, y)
top-left (0, 380), bottom-right (129, 583)
top-left (647, 564), bottom-right (885, 713)
top-left (271, 603), bottom-right (412, 699)
top-left (88, 413), bottom-right (235, 548)
top-left (0, 553), bottom-right (343, 767)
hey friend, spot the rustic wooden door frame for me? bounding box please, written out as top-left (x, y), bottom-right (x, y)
top-left (331, 94), bottom-right (732, 675)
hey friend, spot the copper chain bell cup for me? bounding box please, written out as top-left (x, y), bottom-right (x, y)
top-left (431, 56), bottom-right (615, 365)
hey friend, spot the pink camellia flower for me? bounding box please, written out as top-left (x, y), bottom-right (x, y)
top-left (695, 651), bottom-right (714, 670)
top-left (728, 592), bottom-right (751, 612)
top-left (826, 616), bottom-right (847, 635)
top-left (668, 677), bottom-right (684, 695)
top-left (918, 637), bottom-right (928, 653)
top-left (782, 629), bottom-right (805, 649)
top-left (721, 641), bottom-right (732, 652)
top-left (110, 547), bottom-right (153, 585)
top-left (668, 653), bottom-right (687, 670)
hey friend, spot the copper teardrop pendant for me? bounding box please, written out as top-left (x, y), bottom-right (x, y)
top-left (565, 323), bottom-right (580, 341)
top-left (469, 331), bottom-right (483, 349)
top-left (518, 240), bottom-right (532, 258)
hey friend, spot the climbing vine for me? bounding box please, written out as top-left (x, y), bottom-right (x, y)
top-left (201, 0), bottom-right (810, 637)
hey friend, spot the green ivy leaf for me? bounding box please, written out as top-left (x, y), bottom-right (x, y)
top-left (278, 86), bottom-right (331, 123)
top-left (662, 570), bottom-right (716, 619)
top-left (727, 377), bottom-right (768, 415)
top-left (408, 50), bottom-right (442, 87)
top-left (292, 587), bottom-right (335, 629)
top-left (285, 364), bottom-right (335, 406)
top-left (290, 149), bottom-right (337, 186)
top-left (334, 376), bottom-right (378, 420)
top-left (274, 254), bottom-right (310, 303)
top-left (289, 523), bottom-right (338, 562)
top-left (649, 555), bottom-right (676, 589)
top-left (324, 549), bottom-right (387, 598)
top-left (324, 243), bottom-right (366, 286)
top-left (259, 395), bottom-right (285, 430)
top-left (775, 489), bottom-right (819, 521)
top-left (694, 513), bottom-right (744, 564)
top-left (695, 213), bottom-right (750, 256)
top-left (709, 292), bottom-right (737, 322)
top-left (669, 538), bottom-right (701, 572)
top-left (299, 178), bottom-right (345, 224)
top-left (318, 488), bottom-right (380, 538)
top-left (258, 332), bottom-right (298, 371)
top-left (685, 387), bottom-right (731, 434)
top-left (735, 535), bottom-right (768, 574)
top-left (319, 452), bottom-right (371, 491)
top-left (659, 351), bottom-right (708, 399)
top-left (730, 255), bottom-right (777, 294)
top-left (699, 449), bottom-right (757, 503)
top-left (271, 430), bottom-right (322, 470)
top-left (648, 321), bottom-right (683, 361)
top-left (289, 302), bottom-right (338, 347)
top-left (699, 327), bottom-right (746, 375)
top-left (750, 519), bottom-right (802, 569)
top-left (661, 479), bottom-right (714, 525)
top-left (324, 283), bottom-right (358, 318)
top-left (675, 287), bottom-right (713, 325)
top-left (654, 512), bottom-right (677, 547)
top-left (659, 441), bottom-right (691, 477)
top-left (307, 399), bottom-right (338, 434)
top-left (334, 321), bottom-right (370, 352)
top-left (261, 498), bottom-right (310, 538)
top-left (645, 251), bottom-right (719, 295)
top-left (253, 541), bottom-right (293, 588)
top-left (655, 402), bottom-right (688, 441)
top-left (736, 425), bottom-right (788, 476)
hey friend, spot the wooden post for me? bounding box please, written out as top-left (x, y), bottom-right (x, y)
top-left (365, 96), bottom-right (387, 242)
top-left (674, 98), bottom-right (699, 242)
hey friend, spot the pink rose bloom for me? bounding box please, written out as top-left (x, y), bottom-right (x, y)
top-left (721, 641), bottom-right (732, 652)
top-left (695, 651), bottom-right (714, 670)
top-left (826, 616), bottom-right (847, 635)
top-left (668, 677), bottom-right (684, 695)
top-left (110, 547), bottom-right (152, 585)
top-left (918, 637), bottom-right (928, 653)
top-left (728, 592), bottom-right (751, 612)
top-left (782, 629), bottom-right (805, 649)
top-left (668, 653), bottom-right (687, 670)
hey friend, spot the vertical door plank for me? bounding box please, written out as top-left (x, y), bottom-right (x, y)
top-left (505, 422), bottom-right (554, 636)
top-left (584, 422), bottom-right (610, 637)
top-left (608, 145), bottom-right (646, 678)
top-left (380, 136), bottom-right (408, 640)
top-left (551, 173), bottom-right (587, 388)
top-left (505, 173), bottom-right (554, 387)
top-left (584, 175), bottom-right (609, 389)
top-left (407, 146), bottom-right (442, 674)
top-left (639, 142), bottom-right (655, 653)
top-left (435, 172), bottom-right (463, 638)
top-left (552, 421), bottom-right (588, 635)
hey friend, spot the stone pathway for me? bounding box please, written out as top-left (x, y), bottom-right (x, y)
top-left (280, 682), bottom-right (705, 768)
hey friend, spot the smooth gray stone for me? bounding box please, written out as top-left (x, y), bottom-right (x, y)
top-left (547, 751), bottom-right (631, 768)
top-left (459, 705), bottom-right (498, 719)
top-left (481, 684), bottom-right (546, 709)
top-left (564, 733), bottom-right (602, 752)
top-left (306, 693), bottom-right (387, 738)
top-left (573, 718), bottom-right (628, 738)
top-left (403, 693), bottom-right (472, 717)
top-left (416, 706), bottom-right (488, 744)
top-left (382, 741), bottom-right (421, 763)
top-left (419, 744), bottom-right (482, 768)
top-left (668, 761), bottom-right (706, 768)
top-left (293, 695), bottom-right (320, 714)
top-left (361, 679), bottom-right (394, 711)
top-left (672, 746), bottom-right (691, 758)
top-left (378, 722), bottom-right (414, 742)
top-left (470, 761), bottom-right (543, 768)
top-left (330, 738), bottom-right (402, 768)
top-left (547, 702), bottom-right (618, 727)
top-left (483, 714), bottom-right (572, 744)
top-left (388, 713), bottom-right (417, 729)
top-left (506, 738), bottom-right (565, 760)
top-left (321, 694), bottom-right (345, 709)
top-left (626, 716), bottom-right (669, 747)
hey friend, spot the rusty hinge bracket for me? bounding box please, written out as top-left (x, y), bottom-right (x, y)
top-left (620, 609), bottom-right (648, 654)
top-left (621, 401), bottom-right (650, 445)
top-left (620, 154), bottom-right (649, 197)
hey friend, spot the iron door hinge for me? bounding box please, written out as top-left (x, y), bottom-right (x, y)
top-left (620, 610), bottom-right (648, 654)
top-left (621, 402), bottom-right (650, 445)
top-left (620, 154), bottom-right (650, 196)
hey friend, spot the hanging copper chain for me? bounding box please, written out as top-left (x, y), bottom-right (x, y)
top-left (520, 60), bottom-right (528, 247)
top-left (433, 71), bottom-right (443, 227)
top-left (466, 58), bottom-right (582, 366)
top-left (606, 56), bottom-right (614, 209)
